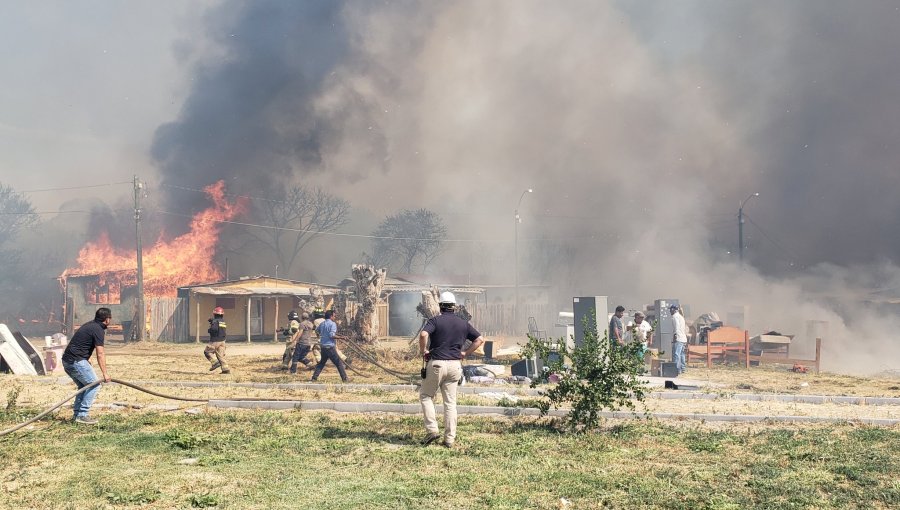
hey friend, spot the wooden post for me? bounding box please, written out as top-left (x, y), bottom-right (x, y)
top-left (706, 339), bottom-right (712, 369)
top-left (273, 297), bottom-right (279, 342)
top-left (815, 337), bottom-right (822, 374)
top-left (195, 293), bottom-right (200, 343)
top-left (744, 330), bottom-right (750, 369)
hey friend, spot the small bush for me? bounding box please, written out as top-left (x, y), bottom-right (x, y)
top-left (164, 429), bottom-right (208, 449)
top-left (522, 309), bottom-right (649, 431)
top-left (103, 488), bottom-right (161, 505)
top-left (6, 384), bottom-right (22, 411)
top-left (190, 492), bottom-right (221, 508)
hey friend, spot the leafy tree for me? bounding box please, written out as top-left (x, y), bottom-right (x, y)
top-left (243, 185), bottom-right (350, 277)
top-left (522, 309), bottom-right (649, 431)
top-left (368, 208), bottom-right (447, 273)
top-left (0, 183), bottom-right (37, 243)
top-left (0, 183), bottom-right (39, 323)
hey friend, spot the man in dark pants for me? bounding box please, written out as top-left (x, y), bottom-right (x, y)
top-left (205, 306), bottom-right (230, 374)
top-left (62, 307), bottom-right (112, 425)
top-left (609, 305), bottom-right (626, 347)
top-left (418, 292), bottom-right (484, 448)
top-left (289, 312), bottom-right (316, 373)
top-left (310, 310), bottom-right (348, 382)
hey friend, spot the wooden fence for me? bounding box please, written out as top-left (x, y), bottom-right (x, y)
top-left (471, 303), bottom-right (550, 336)
top-left (148, 297), bottom-right (189, 342)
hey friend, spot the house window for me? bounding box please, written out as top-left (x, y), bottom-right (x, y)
top-left (88, 281), bottom-right (121, 305)
top-left (215, 298), bottom-right (236, 310)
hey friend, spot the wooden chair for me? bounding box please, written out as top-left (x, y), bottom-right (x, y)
top-left (686, 326), bottom-right (748, 368)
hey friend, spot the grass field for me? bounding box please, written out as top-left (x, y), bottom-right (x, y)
top-left (2, 340), bottom-right (899, 509)
top-left (1, 410), bottom-right (898, 509)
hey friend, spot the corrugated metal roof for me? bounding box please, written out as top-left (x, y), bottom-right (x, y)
top-left (186, 285), bottom-right (337, 296)
top-left (178, 275), bottom-right (339, 291)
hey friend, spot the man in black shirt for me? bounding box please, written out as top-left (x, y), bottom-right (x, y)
top-left (62, 307), bottom-right (112, 425)
top-left (418, 292), bottom-right (484, 448)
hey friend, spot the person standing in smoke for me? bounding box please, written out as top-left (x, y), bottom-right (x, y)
top-left (670, 304), bottom-right (688, 375)
top-left (609, 305), bottom-right (626, 347)
top-left (205, 306), bottom-right (230, 374)
top-left (418, 292), bottom-right (484, 449)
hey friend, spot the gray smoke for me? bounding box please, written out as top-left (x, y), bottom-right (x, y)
top-left (151, 0), bottom-right (360, 223)
top-left (151, 0), bottom-right (900, 373)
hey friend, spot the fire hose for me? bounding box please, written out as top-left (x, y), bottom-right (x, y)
top-left (0, 378), bottom-right (352, 437)
top-left (338, 336), bottom-right (416, 382)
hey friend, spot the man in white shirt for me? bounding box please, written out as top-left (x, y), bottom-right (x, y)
top-left (627, 312), bottom-right (653, 348)
top-left (627, 311), bottom-right (653, 370)
top-left (670, 304), bottom-right (688, 374)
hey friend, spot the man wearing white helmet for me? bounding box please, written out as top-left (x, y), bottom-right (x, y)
top-left (418, 291), bottom-right (484, 448)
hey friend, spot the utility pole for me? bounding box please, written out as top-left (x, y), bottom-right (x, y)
top-left (738, 192), bottom-right (759, 266)
top-left (134, 175), bottom-right (145, 341)
top-left (514, 188), bottom-right (533, 335)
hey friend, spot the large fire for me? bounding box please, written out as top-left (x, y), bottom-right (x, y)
top-left (62, 181), bottom-right (247, 298)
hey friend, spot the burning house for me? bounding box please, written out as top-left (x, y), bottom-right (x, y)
top-left (58, 181), bottom-right (245, 339)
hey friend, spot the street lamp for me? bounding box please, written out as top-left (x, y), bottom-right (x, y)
top-left (738, 192), bottom-right (759, 265)
top-left (515, 188), bottom-right (533, 334)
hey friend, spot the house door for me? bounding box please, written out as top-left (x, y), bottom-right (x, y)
top-left (249, 298), bottom-right (263, 336)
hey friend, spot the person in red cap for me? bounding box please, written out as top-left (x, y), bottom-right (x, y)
top-left (204, 306), bottom-right (230, 374)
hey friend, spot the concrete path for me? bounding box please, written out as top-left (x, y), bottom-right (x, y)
top-left (206, 399), bottom-right (900, 426)
top-left (37, 376), bottom-right (900, 406)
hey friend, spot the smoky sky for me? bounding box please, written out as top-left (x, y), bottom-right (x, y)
top-left (151, 0), bottom-right (357, 222)
top-left (675, 1), bottom-right (900, 271)
top-left (150, 0), bottom-right (900, 273)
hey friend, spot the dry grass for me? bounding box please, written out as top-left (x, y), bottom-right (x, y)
top-left (683, 364), bottom-right (900, 397)
top-left (1, 410), bottom-right (898, 509)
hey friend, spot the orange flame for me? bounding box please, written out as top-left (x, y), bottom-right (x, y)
top-left (62, 181), bottom-right (246, 298)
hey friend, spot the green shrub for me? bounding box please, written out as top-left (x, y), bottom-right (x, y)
top-left (522, 309), bottom-right (649, 431)
top-left (190, 492), bottom-right (221, 508)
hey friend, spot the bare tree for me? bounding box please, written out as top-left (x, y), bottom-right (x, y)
top-left (370, 209), bottom-right (447, 274)
top-left (243, 185), bottom-right (350, 277)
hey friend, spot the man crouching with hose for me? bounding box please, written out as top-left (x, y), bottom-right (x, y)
top-left (418, 292), bottom-right (483, 448)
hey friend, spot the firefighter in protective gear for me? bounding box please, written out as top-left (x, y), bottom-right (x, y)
top-left (289, 311), bottom-right (317, 373)
top-left (204, 306), bottom-right (230, 374)
top-left (280, 310), bottom-right (303, 370)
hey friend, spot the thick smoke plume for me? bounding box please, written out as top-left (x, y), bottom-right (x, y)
top-left (152, 0), bottom-right (900, 373)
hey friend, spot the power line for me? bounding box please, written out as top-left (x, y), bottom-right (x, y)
top-left (18, 181), bottom-right (132, 193)
top-left (742, 213), bottom-right (800, 264)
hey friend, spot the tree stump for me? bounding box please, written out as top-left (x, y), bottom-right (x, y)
top-left (351, 264), bottom-right (386, 343)
top-left (416, 286), bottom-right (441, 320)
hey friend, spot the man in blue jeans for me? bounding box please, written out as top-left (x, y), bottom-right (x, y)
top-left (62, 307), bottom-right (112, 425)
top-left (310, 310), bottom-right (348, 383)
